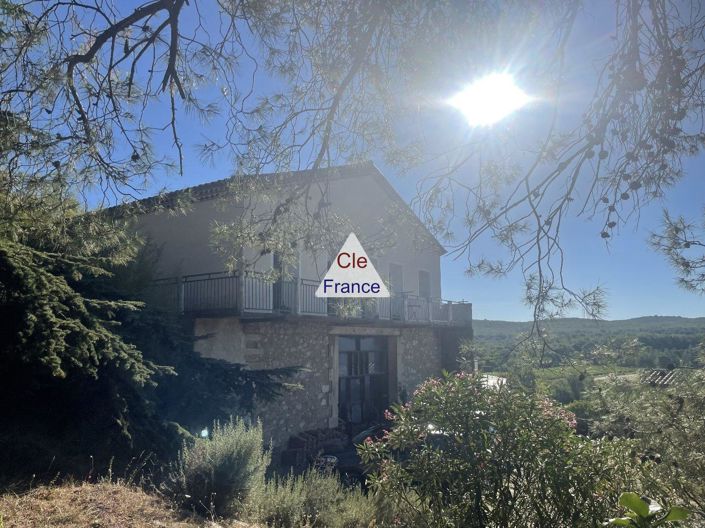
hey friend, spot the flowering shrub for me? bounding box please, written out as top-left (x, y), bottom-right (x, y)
top-left (539, 396), bottom-right (578, 429)
top-left (358, 372), bottom-right (637, 527)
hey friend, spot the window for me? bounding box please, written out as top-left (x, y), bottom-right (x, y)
top-left (389, 264), bottom-right (404, 320)
top-left (419, 270), bottom-right (431, 300)
top-left (389, 263), bottom-right (403, 293)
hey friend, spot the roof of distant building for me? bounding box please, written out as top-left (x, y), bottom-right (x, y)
top-left (641, 368), bottom-right (687, 387)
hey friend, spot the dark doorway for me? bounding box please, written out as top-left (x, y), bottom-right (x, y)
top-left (338, 336), bottom-right (389, 425)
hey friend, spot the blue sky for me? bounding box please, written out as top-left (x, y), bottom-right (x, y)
top-left (124, 1), bottom-right (704, 322)
top-left (418, 165), bottom-right (704, 321)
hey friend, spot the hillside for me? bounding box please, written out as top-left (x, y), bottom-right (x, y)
top-left (473, 316), bottom-right (705, 341)
top-left (472, 316), bottom-right (705, 370)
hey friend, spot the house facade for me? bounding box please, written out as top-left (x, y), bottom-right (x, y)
top-left (129, 162), bottom-right (472, 448)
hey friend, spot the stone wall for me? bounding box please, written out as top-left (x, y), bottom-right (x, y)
top-left (397, 326), bottom-right (443, 400)
top-left (193, 316), bottom-right (245, 362)
top-left (242, 319), bottom-right (334, 448)
top-left (192, 316), bottom-right (447, 448)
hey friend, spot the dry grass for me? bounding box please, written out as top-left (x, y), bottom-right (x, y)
top-left (0, 482), bottom-right (256, 528)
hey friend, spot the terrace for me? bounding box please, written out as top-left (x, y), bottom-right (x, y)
top-left (146, 270), bottom-right (472, 325)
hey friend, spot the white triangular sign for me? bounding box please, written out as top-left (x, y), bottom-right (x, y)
top-left (315, 233), bottom-right (390, 298)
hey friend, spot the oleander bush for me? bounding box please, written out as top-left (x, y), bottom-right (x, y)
top-left (359, 372), bottom-right (640, 527)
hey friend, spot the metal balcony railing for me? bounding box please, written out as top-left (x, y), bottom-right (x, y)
top-left (145, 271), bottom-right (472, 325)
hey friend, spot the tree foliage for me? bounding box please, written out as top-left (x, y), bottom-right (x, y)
top-left (358, 373), bottom-right (638, 527)
top-left (0, 177), bottom-right (293, 483)
top-left (592, 371), bottom-right (705, 522)
top-left (651, 209), bottom-right (705, 294)
top-left (471, 317), bottom-right (705, 372)
top-left (0, 237), bottom-right (295, 482)
top-left (0, 238), bottom-right (155, 380)
top-left (2, 0), bottom-right (703, 325)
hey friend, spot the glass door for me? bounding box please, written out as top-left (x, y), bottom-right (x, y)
top-left (338, 336), bottom-right (389, 425)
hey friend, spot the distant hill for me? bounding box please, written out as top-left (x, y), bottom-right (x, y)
top-left (473, 316), bottom-right (705, 341)
top-left (472, 316), bottom-right (705, 369)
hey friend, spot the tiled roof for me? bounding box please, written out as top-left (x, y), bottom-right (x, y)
top-left (104, 161), bottom-right (447, 254)
top-left (109, 162), bottom-right (375, 213)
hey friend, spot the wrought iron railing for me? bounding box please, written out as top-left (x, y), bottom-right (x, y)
top-left (300, 279), bottom-right (326, 315)
top-left (145, 271), bottom-right (471, 325)
top-left (184, 272), bottom-right (238, 312)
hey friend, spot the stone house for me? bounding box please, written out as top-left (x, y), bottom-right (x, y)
top-left (128, 162), bottom-right (473, 448)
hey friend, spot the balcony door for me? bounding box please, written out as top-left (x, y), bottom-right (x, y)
top-left (338, 336), bottom-right (389, 425)
top-left (242, 252), bottom-right (274, 312)
top-left (389, 263), bottom-right (404, 320)
top-left (273, 253), bottom-right (297, 312)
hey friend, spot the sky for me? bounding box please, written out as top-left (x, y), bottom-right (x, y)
top-left (419, 164), bottom-right (704, 321)
top-left (433, 3), bottom-right (705, 321)
top-left (120, 1), bottom-right (704, 322)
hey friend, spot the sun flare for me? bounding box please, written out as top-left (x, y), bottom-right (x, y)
top-left (448, 73), bottom-right (532, 127)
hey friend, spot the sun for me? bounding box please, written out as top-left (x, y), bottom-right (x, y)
top-left (448, 73), bottom-right (532, 127)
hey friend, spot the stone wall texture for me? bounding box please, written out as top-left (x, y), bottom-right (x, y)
top-left (242, 319), bottom-right (334, 448)
top-left (398, 326), bottom-right (443, 399)
top-left (193, 316), bottom-right (446, 448)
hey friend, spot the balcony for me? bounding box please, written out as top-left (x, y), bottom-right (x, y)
top-left (144, 271), bottom-right (471, 325)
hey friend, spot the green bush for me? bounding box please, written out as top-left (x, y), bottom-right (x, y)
top-left (166, 418), bottom-right (270, 517)
top-left (359, 372), bottom-right (638, 527)
top-left (593, 371), bottom-right (705, 522)
top-left (607, 492), bottom-right (689, 526)
top-left (246, 469), bottom-right (379, 528)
